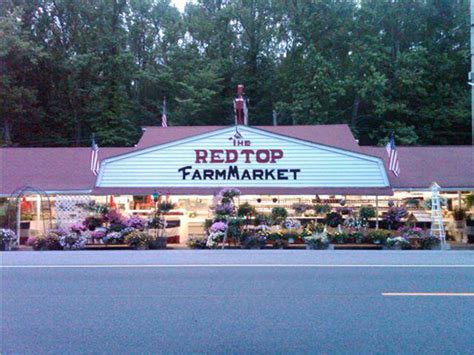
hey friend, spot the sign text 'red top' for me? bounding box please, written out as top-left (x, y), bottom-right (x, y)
top-left (194, 149), bottom-right (284, 164)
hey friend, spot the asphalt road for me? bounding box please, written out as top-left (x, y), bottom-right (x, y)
top-left (1, 250), bottom-right (474, 354)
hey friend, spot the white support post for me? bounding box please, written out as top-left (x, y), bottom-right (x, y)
top-left (16, 198), bottom-right (21, 245)
top-left (375, 195), bottom-right (379, 230)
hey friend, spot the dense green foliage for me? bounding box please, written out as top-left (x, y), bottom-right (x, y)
top-left (1, 0), bottom-right (470, 147)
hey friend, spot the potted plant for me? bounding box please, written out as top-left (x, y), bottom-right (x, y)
top-left (124, 230), bottom-right (149, 250)
top-left (466, 215), bottom-right (474, 244)
top-left (464, 194), bottom-right (474, 210)
top-left (158, 201), bottom-right (176, 213)
top-left (324, 212), bottom-right (343, 228)
top-left (383, 207), bottom-right (408, 230)
top-left (271, 207), bottom-right (288, 225)
top-left (366, 230), bottom-right (391, 245)
top-left (186, 235), bottom-right (208, 249)
top-left (359, 205), bottom-right (376, 223)
top-left (313, 204), bottom-right (331, 216)
top-left (0, 228), bottom-right (17, 251)
top-left (385, 236), bottom-right (411, 250)
top-left (291, 202), bottom-right (311, 216)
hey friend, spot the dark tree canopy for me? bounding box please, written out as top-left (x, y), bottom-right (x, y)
top-left (0, 0), bottom-right (470, 147)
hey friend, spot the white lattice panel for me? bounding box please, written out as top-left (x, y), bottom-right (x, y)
top-left (55, 195), bottom-right (91, 228)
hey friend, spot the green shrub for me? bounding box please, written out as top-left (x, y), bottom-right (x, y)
top-left (324, 212), bottom-right (343, 228)
top-left (366, 230), bottom-right (392, 245)
top-left (124, 230), bottom-right (148, 249)
top-left (237, 202), bottom-right (255, 217)
top-left (252, 213), bottom-right (271, 226)
top-left (158, 201), bottom-right (176, 213)
top-left (292, 202), bottom-right (311, 215)
top-left (465, 194), bottom-right (474, 209)
top-left (271, 207), bottom-right (288, 225)
top-left (419, 236), bottom-right (441, 250)
top-left (186, 236), bottom-right (208, 249)
top-left (359, 205), bottom-right (376, 221)
top-left (314, 204), bottom-right (331, 215)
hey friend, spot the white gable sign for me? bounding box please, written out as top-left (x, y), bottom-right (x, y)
top-left (97, 126), bottom-right (389, 188)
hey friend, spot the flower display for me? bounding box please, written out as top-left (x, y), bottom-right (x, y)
top-left (60, 232), bottom-right (87, 250)
top-left (386, 236), bottom-right (411, 250)
top-left (125, 216), bottom-right (146, 230)
top-left (104, 209), bottom-right (124, 225)
top-left (397, 226), bottom-right (423, 239)
top-left (383, 207), bottom-right (408, 228)
top-left (0, 228), bottom-right (17, 251)
top-left (282, 218), bottom-right (301, 230)
top-left (210, 221), bottom-right (228, 233)
top-left (28, 229), bottom-right (65, 250)
top-left (206, 231), bottom-right (225, 248)
top-left (324, 212), bottom-right (343, 227)
top-left (214, 203), bottom-right (234, 216)
top-left (70, 222), bottom-right (86, 234)
top-left (303, 232), bottom-right (330, 250)
top-left (83, 216), bottom-right (104, 231)
top-left (91, 230), bottom-right (105, 238)
top-left (103, 231), bottom-right (124, 245)
top-left (218, 188), bottom-right (241, 199)
top-left (291, 203), bottom-right (311, 215)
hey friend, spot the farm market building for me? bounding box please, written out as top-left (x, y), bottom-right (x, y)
top-left (1, 124), bottom-right (473, 244)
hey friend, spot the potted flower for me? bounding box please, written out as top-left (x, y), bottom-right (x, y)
top-left (385, 236), bottom-right (411, 250)
top-left (60, 230), bottom-right (87, 250)
top-left (397, 226), bottom-right (424, 248)
top-left (206, 230), bottom-right (225, 248)
top-left (383, 207), bottom-right (408, 230)
top-left (303, 224), bottom-right (330, 250)
top-left (28, 229), bottom-right (64, 251)
top-left (324, 212), bottom-right (343, 228)
top-left (366, 230), bottom-right (391, 245)
top-left (291, 202), bottom-right (311, 216)
top-left (0, 228), bottom-right (17, 251)
top-left (124, 230), bottom-right (148, 250)
top-left (83, 216), bottom-right (104, 231)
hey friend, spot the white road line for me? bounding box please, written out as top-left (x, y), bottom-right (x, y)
top-left (382, 293), bottom-right (474, 297)
top-left (1, 264), bottom-right (474, 269)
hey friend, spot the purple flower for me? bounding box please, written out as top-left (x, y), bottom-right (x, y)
top-left (70, 222), bottom-right (86, 233)
top-left (214, 203), bottom-right (234, 215)
top-left (219, 188), bottom-right (241, 198)
top-left (91, 230), bottom-right (105, 239)
top-left (210, 221), bottom-right (228, 233)
top-left (125, 216), bottom-right (146, 230)
top-left (104, 210), bottom-right (124, 224)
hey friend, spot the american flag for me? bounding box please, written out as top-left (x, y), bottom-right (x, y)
top-left (161, 97), bottom-right (168, 127)
top-left (385, 133), bottom-right (400, 176)
top-left (90, 136), bottom-right (100, 176)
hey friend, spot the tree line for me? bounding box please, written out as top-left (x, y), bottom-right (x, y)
top-left (0, 0), bottom-right (470, 147)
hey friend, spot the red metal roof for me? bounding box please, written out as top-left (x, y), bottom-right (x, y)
top-left (1, 125), bottom-right (472, 196)
top-left (137, 124), bottom-right (361, 151)
top-left (0, 147), bottom-right (134, 196)
top-left (359, 146), bottom-right (474, 189)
